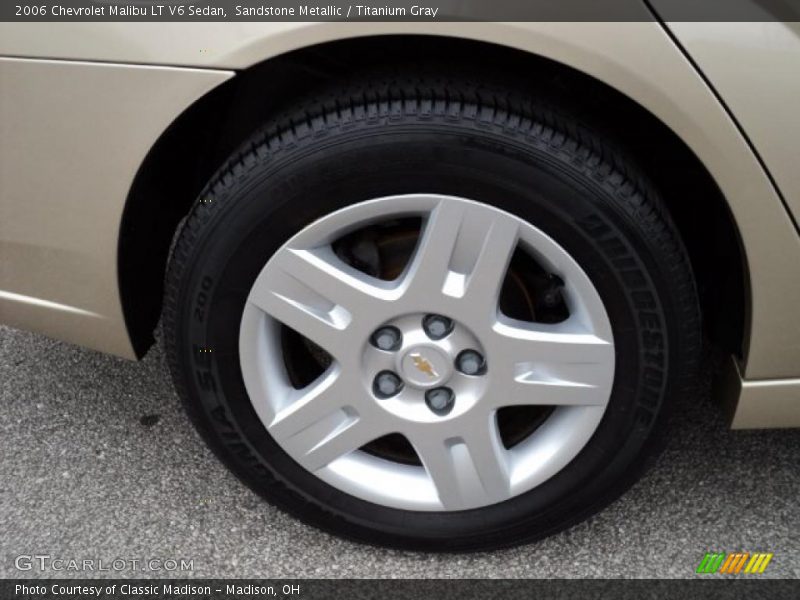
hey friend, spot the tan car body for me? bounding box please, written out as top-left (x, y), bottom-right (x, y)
top-left (1, 22), bottom-right (799, 428)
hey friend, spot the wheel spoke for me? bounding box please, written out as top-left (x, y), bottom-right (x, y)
top-left (267, 372), bottom-right (380, 472)
top-left (505, 371), bottom-right (609, 407)
top-left (489, 319), bottom-right (614, 408)
top-left (267, 368), bottom-right (349, 442)
top-left (402, 200), bottom-right (519, 312)
top-left (402, 200), bottom-right (464, 296)
top-left (410, 418), bottom-right (511, 510)
top-left (285, 417), bottom-right (378, 472)
top-left (248, 246), bottom-right (382, 357)
top-left (459, 216), bottom-right (519, 309)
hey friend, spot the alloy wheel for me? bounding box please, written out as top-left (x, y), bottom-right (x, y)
top-left (239, 194), bottom-right (615, 511)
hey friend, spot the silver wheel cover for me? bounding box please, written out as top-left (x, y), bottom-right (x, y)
top-left (239, 194), bottom-right (615, 511)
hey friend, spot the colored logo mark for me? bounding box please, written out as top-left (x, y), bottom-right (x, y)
top-left (696, 552), bottom-right (773, 574)
top-left (410, 353), bottom-right (439, 379)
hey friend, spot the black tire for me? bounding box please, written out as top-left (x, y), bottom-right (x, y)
top-left (162, 72), bottom-right (701, 551)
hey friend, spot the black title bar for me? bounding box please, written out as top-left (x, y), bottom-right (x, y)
top-left (3, 0), bottom-right (800, 22)
top-left (5, 579), bottom-right (800, 600)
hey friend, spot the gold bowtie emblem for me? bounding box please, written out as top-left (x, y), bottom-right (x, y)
top-left (410, 353), bottom-right (439, 378)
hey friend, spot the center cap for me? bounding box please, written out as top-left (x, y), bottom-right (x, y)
top-left (399, 346), bottom-right (452, 388)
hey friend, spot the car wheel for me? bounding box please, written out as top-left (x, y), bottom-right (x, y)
top-left (162, 74), bottom-right (700, 551)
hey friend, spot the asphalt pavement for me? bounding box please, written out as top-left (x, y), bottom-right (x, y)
top-left (1, 324), bottom-right (798, 579)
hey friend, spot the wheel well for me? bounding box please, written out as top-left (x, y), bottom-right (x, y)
top-left (120, 35), bottom-right (747, 359)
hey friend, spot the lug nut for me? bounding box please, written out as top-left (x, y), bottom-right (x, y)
top-left (422, 314), bottom-right (454, 340)
top-left (370, 326), bottom-right (402, 351)
top-left (373, 371), bottom-right (403, 398)
top-left (456, 349), bottom-right (486, 376)
top-left (425, 387), bottom-right (455, 414)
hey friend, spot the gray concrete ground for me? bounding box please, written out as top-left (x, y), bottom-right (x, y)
top-left (0, 324), bottom-right (797, 579)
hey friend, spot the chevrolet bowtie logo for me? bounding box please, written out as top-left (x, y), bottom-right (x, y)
top-left (410, 353), bottom-right (439, 378)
